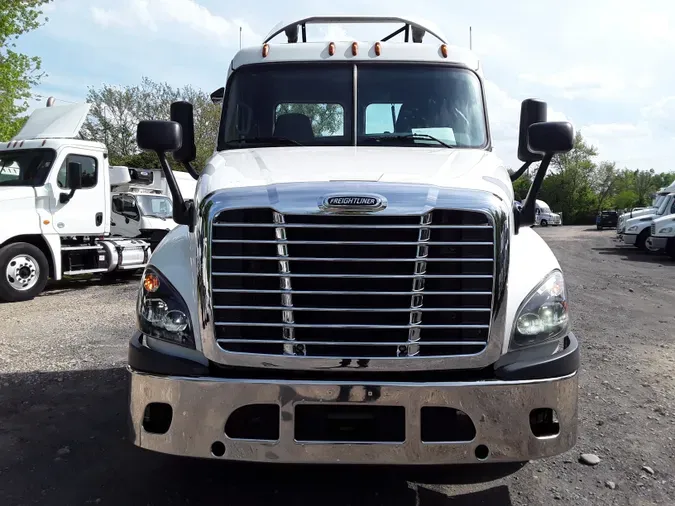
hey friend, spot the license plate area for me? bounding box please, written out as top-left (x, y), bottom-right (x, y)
top-left (294, 404), bottom-right (405, 443)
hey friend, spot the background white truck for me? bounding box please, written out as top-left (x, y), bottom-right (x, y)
top-left (649, 211), bottom-right (675, 258)
top-left (0, 103), bottom-right (153, 302)
top-left (126, 15), bottom-right (580, 470)
top-left (621, 192), bottom-right (675, 251)
top-left (616, 182), bottom-right (675, 233)
top-left (534, 199), bottom-right (562, 227)
top-left (109, 167), bottom-right (197, 249)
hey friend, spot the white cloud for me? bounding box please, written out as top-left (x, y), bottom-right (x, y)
top-left (580, 123), bottom-right (648, 139)
top-left (519, 67), bottom-right (626, 101)
top-left (641, 96), bottom-right (675, 135)
top-left (89, 0), bottom-right (259, 46)
top-left (21, 0), bottom-right (675, 172)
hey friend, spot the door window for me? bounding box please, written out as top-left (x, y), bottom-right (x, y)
top-left (57, 154), bottom-right (98, 189)
top-left (122, 196), bottom-right (140, 220)
top-left (112, 196), bottom-right (124, 214)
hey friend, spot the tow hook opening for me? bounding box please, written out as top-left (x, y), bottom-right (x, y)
top-left (421, 407), bottom-right (476, 443)
top-left (529, 408), bottom-right (560, 438)
top-left (142, 402), bottom-right (173, 434)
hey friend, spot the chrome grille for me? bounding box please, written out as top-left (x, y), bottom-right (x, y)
top-left (210, 208), bottom-right (495, 359)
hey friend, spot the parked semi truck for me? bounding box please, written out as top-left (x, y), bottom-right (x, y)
top-left (0, 103), bottom-right (153, 302)
top-left (127, 16), bottom-right (579, 468)
top-left (616, 182), bottom-right (675, 234)
top-left (649, 211), bottom-right (675, 258)
top-left (109, 167), bottom-right (197, 249)
top-left (621, 192), bottom-right (675, 251)
top-left (534, 199), bottom-right (562, 227)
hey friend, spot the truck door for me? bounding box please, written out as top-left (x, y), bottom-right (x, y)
top-left (110, 195), bottom-right (127, 237)
top-left (49, 151), bottom-right (106, 236)
top-left (119, 195), bottom-right (142, 237)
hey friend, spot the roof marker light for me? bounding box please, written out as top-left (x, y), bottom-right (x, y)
top-left (328, 42), bottom-right (336, 56)
top-left (374, 42), bottom-right (382, 56)
top-left (42, 140), bottom-right (46, 146)
top-left (440, 44), bottom-right (448, 58)
top-left (262, 43), bottom-right (269, 57)
top-left (351, 41), bottom-right (358, 56)
top-left (19, 141), bottom-right (24, 147)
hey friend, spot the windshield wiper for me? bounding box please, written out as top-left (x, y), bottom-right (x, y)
top-left (366, 133), bottom-right (455, 149)
top-left (224, 136), bottom-right (304, 147)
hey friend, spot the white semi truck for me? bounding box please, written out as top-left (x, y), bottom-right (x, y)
top-left (621, 192), bottom-right (675, 251)
top-left (109, 167), bottom-right (197, 249)
top-left (616, 182), bottom-right (675, 234)
top-left (649, 211), bottom-right (675, 258)
top-left (533, 199), bottom-right (562, 227)
top-left (127, 16), bottom-right (579, 469)
top-left (0, 103), bottom-right (153, 302)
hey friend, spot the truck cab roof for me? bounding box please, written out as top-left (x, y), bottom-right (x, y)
top-left (229, 16), bottom-right (480, 75)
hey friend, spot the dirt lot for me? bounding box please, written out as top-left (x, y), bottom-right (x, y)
top-left (0, 225), bottom-right (674, 506)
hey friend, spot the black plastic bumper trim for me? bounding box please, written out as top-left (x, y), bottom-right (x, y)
top-left (128, 331), bottom-right (210, 377)
top-left (129, 330), bottom-right (579, 382)
top-left (493, 332), bottom-right (579, 381)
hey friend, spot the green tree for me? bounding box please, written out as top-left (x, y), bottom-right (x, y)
top-left (539, 131), bottom-right (598, 223)
top-left (0, 0), bottom-right (52, 140)
top-left (590, 161), bottom-right (617, 212)
top-left (82, 77), bottom-right (221, 171)
top-left (275, 103), bottom-right (344, 136)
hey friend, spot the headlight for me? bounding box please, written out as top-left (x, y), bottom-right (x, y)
top-left (137, 266), bottom-right (195, 348)
top-left (627, 225), bottom-right (638, 232)
top-left (510, 270), bottom-right (569, 350)
top-left (659, 227), bottom-right (673, 234)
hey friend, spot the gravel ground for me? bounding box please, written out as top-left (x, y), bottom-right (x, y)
top-left (0, 225), bottom-right (673, 505)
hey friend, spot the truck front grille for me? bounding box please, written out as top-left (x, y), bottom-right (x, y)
top-left (210, 208), bottom-right (495, 359)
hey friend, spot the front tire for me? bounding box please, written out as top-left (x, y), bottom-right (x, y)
top-left (636, 229), bottom-right (651, 251)
top-left (540, 220), bottom-right (548, 227)
top-left (0, 242), bottom-right (49, 302)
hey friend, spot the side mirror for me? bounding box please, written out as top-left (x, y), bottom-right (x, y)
top-left (67, 161), bottom-right (83, 190)
top-left (527, 121), bottom-right (575, 155)
top-left (137, 120), bottom-right (182, 153)
top-left (210, 87), bottom-right (225, 105)
top-left (170, 101), bottom-right (197, 163)
top-left (517, 99), bottom-right (548, 163)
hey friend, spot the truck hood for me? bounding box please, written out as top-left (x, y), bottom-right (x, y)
top-left (625, 213), bottom-right (656, 228)
top-left (620, 207), bottom-right (655, 221)
top-left (0, 186), bottom-right (36, 202)
top-left (140, 216), bottom-right (177, 231)
top-left (199, 147), bottom-right (513, 200)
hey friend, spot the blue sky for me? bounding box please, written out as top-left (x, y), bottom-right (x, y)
top-left (16, 0), bottom-right (675, 172)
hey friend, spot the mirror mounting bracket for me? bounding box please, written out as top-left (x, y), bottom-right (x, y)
top-left (59, 190), bottom-right (76, 204)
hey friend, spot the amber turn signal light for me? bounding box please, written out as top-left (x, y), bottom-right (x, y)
top-left (143, 273), bottom-right (160, 292)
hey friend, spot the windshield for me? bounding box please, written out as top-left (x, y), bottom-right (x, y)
top-left (0, 149), bottom-right (55, 187)
top-left (218, 63), bottom-right (488, 150)
top-left (136, 195), bottom-right (173, 218)
top-left (653, 195), bottom-right (665, 207)
top-left (656, 195), bottom-right (675, 216)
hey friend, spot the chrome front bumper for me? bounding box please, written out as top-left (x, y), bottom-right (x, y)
top-left (128, 368), bottom-right (578, 465)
